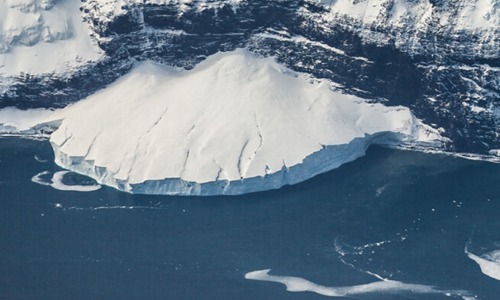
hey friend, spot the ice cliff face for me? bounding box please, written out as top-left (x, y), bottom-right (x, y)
top-left (46, 50), bottom-right (442, 195)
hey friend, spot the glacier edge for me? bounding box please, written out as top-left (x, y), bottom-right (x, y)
top-left (51, 132), bottom-right (440, 196)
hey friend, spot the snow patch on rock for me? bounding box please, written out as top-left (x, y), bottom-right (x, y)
top-left (307, 0), bottom-right (500, 58)
top-left (311, 0), bottom-right (500, 31)
top-left (81, 0), bottom-right (243, 26)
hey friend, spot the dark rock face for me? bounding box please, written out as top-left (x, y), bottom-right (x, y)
top-left (1, 0), bottom-right (498, 154)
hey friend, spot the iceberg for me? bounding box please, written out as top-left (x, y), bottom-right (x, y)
top-left (1, 49), bottom-right (444, 195)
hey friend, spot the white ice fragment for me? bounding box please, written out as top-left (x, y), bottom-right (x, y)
top-left (31, 170), bottom-right (52, 186)
top-left (50, 171), bottom-right (101, 192)
top-left (466, 248), bottom-right (500, 281)
top-left (245, 269), bottom-right (472, 299)
top-left (489, 149), bottom-right (500, 156)
top-left (34, 154), bottom-right (48, 163)
top-left (31, 170), bottom-right (101, 192)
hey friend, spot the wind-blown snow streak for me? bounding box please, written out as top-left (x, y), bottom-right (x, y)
top-left (1, 49), bottom-right (444, 195)
top-left (245, 269), bottom-right (473, 299)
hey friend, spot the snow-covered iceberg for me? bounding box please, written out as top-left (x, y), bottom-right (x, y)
top-left (1, 49), bottom-right (443, 195)
top-left (48, 49), bottom-right (443, 195)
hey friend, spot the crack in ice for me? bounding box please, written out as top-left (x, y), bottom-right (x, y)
top-left (146, 106), bottom-right (169, 134)
top-left (242, 114), bottom-right (265, 178)
top-left (237, 139), bottom-right (250, 179)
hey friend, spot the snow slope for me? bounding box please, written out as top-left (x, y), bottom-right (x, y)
top-left (311, 0), bottom-right (500, 31)
top-left (307, 0), bottom-right (500, 58)
top-left (0, 0), bottom-right (103, 76)
top-left (42, 49), bottom-right (441, 195)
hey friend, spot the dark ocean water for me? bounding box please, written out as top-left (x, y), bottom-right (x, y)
top-left (1, 137), bottom-right (499, 300)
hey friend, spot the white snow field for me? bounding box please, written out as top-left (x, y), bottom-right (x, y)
top-left (0, 0), bottom-right (102, 76)
top-left (0, 49), bottom-right (443, 195)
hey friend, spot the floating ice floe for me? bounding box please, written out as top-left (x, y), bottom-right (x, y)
top-left (466, 247), bottom-right (500, 281)
top-left (245, 269), bottom-right (473, 299)
top-left (31, 170), bottom-right (101, 192)
top-left (34, 155), bottom-right (48, 163)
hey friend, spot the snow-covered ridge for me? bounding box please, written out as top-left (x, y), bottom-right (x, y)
top-left (311, 0), bottom-right (500, 31)
top-left (81, 0), bottom-right (242, 26)
top-left (0, 0), bottom-right (102, 76)
top-left (0, 49), bottom-right (444, 195)
top-left (307, 0), bottom-right (500, 58)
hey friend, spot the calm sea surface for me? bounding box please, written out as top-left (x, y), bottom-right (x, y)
top-left (1, 137), bottom-right (499, 300)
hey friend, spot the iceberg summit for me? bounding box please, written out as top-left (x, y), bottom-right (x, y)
top-left (1, 50), bottom-right (443, 195)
